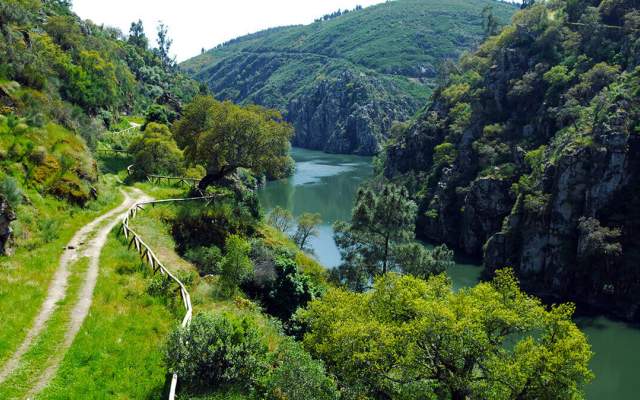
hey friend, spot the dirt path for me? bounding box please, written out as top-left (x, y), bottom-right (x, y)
top-left (0, 188), bottom-right (148, 394)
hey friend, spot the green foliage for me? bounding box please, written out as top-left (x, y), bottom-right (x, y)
top-left (393, 243), bottom-right (454, 279)
top-left (0, 176), bottom-right (22, 208)
top-left (432, 142), bottom-right (457, 166)
top-left (174, 96), bottom-right (294, 185)
top-left (143, 103), bottom-right (174, 128)
top-left (298, 270), bottom-right (593, 399)
top-left (257, 338), bottom-right (339, 400)
top-left (220, 234), bottom-right (254, 296)
top-left (244, 249), bottom-right (324, 323)
top-left (128, 122), bottom-right (183, 178)
top-left (165, 312), bottom-right (268, 392)
top-left (171, 195), bottom-right (258, 254)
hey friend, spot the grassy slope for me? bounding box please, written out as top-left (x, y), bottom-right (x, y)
top-left (0, 177), bottom-right (123, 366)
top-left (35, 182), bottom-right (285, 399)
top-left (182, 0), bottom-right (516, 110)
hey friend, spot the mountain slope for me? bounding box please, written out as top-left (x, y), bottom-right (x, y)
top-left (182, 0), bottom-right (516, 155)
top-left (384, 0), bottom-right (640, 320)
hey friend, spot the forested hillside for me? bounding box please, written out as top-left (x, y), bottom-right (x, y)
top-left (0, 0), bottom-right (198, 250)
top-left (182, 0), bottom-right (516, 155)
top-left (384, 0), bottom-right (640, 320)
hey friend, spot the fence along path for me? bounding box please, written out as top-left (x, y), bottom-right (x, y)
top-left (121, 193), bottom-right (218, 399)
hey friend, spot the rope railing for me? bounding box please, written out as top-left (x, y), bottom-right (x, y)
top-left (120, 195), bottom-right (219, 399)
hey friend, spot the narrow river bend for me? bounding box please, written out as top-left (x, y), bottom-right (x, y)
top-left (258, 147), bottom-right (640, 400)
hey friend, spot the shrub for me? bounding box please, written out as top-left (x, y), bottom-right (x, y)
top-left (165, 312), bottom-right (267, 392)
top-left (147, 275), bottom-right (172, 297)
top-left (128, 122), bottom-right (183, 178)
top-left (48, 172), bottom-right (92, 205)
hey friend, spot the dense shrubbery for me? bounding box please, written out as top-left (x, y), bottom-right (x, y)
top-left (167, 313), bottom-right (338, 399)
top-left (242, 243), bottom-right (324, 323)
top-left (166, 313), bottom-right (268, 391)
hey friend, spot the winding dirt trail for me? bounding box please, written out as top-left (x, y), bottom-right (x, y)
top-left (0, 187), bottom-right (149, 396)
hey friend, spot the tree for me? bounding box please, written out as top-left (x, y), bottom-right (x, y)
top-left (333, 183), bottom-right (417, 286)
top-left (292, 213), bottom-right (322, 250)
top-left (220, 234), bottom-right (254, 295)
top-left (155, 22), bottom-right (175, 71)
top-left (128, 19), bottom-right (148, 49)
top-left (268, 206), bottom-right (294, 233)
top-left (173, 96), bottom-right (294, 189)
top-left (128, 122), bottom-right (183, 178)
top-left (298, 270), bottom-right (593, 400)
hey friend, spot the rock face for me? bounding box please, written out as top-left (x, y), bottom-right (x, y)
top-left (383, 0), bottom-right (640, 320)
top-left (484, 114), bottom-right (640, 319)
top-left (288, 71), bottom-right (416, 155)
top-left (0, 195), bottom-right (16, 255)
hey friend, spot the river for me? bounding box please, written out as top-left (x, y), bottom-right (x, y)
top-left (258, 147), bottom-right (640, 399)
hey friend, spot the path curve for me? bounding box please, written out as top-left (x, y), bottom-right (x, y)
top-left (0, 188), bottom-right (147, 391)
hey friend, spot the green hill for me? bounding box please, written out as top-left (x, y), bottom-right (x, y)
top-left (182, 0), bottom-right (517, 155)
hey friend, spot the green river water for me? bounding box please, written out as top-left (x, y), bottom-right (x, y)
top-left (258, 147), bottom-right (640, 399)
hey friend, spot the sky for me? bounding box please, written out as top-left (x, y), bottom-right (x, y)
top-left (72, 0), bottom-right (387, 62)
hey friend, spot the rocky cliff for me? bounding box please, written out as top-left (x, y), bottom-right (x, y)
top-left (384, 0), bottom-right (640, 320)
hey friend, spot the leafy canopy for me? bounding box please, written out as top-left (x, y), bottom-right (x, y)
top-left (298, 270), bottom-right (593, 400)
top-left (173, 95), bottom-right (294, 186)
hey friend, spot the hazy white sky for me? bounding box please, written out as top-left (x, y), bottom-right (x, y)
top-left (72, 0), bottom-right (386, 62)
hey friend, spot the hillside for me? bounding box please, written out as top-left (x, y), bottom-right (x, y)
top-left (0, 0), bottom-right (198, 252)
top-left (384, 0), bottom-right (640, 320)
top-left (182, 0), bottom-right (516, 155)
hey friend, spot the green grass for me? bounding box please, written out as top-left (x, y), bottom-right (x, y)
top-left (0, 176), bottom-right (123, 367)
top-left (37, 230), bottom-right (174, 399)
top-left (0, 258), bottom-right (88, 399)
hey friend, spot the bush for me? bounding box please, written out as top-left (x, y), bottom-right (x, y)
top-left (257, 338), bottom-right (339, 400)
top-left (172, 198), bottom-right (258, 252)
top-left (165, 312), bottom-right (267, 392)
top-left (243, 248), bottom-right (324, 323)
